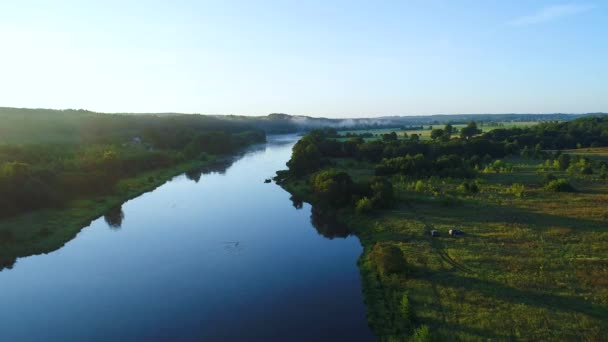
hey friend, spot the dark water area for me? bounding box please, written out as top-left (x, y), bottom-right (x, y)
top-left (0, 135), bottom-right (374, 341)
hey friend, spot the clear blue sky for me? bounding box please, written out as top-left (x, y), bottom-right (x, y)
top-left (0, 1), bottom-right (606, 117)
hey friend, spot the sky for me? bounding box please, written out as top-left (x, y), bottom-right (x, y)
top-left (0, 1), bottom-right (606, 117)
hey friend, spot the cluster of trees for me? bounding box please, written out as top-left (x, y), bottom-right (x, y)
top-left (0, 111), bottom-right (266, 219)
top-left (483, 116), bottom-right (608, 150)
top-left (307, 169), bottom-right (395, 213)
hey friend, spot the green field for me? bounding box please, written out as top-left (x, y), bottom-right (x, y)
top-left (279, 118), bottom-right (608, 341)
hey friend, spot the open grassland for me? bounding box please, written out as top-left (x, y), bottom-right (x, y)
top-left (282, 150), bottom-right (608, 341)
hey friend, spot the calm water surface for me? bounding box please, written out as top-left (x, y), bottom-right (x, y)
top-left (0, 136), bottom-right (374, 341)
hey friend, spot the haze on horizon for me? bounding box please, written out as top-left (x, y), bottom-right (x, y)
top-left (0, 1), bottom-right (606, 118)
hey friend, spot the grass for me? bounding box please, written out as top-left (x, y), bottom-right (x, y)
top-left (0, 157), bottom-right (221, 270)
top-left (280, 151), bottom-right (608, 341)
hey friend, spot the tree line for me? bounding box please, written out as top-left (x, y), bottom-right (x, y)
top-left (279, 116), bottom-right (608, 211)
top-left (0, 112), bottom-right (265, 219)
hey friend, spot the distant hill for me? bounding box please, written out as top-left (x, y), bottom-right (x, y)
top-left (220, 112), bottom-right (606, 133)
top-left (1, 107), bottom-right (605, 140)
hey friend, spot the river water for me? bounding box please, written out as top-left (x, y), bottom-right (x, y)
top-left (0, 135), bottom-right (374, 341)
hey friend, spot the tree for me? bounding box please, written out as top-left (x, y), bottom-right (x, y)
top-left (411, 325), bottom-right (432, 342)
top-left (460, 121), bottom-right (481, 140)
top-left (430, 128), bottom-right (446, 141)
top-left (534, 143), bottom-right (543, 158)
top-left (287, 137), bottom-right (322, 175)
top-left (557, 154), bottom-right (570, 170)
top-left (355, 197), bottom-right (373, 215)
top-left (444, 123), bottom-right (454, 135)
top-left (310, 169), bottom-right (354, 205)
top-left (382, 131), bottom-right (398, 142)
top-left (370, 177), bottom-right (394, 208)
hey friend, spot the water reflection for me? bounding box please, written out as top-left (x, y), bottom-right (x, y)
top-left (104, 205), bottom-right (124, 229)
top-left (185, 168), bottom-right (202, 183)
top-left (290, 195), bottom-right (304, 209)
top-left (310, 205), bottom-right (351, 239)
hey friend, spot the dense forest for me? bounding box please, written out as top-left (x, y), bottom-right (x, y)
top-left (0, 108), bottom-right (265, 219)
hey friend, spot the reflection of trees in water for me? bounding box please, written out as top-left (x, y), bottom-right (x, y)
top-left (290, 195), bottom-right (303, 209)
top-left (0, 256), bottom-right (16, 271)
top-left (0, 230), bottom-right (17, 270)
top-left (104, 205), bottom-right (124, 229)
top-left (185, 158), bottom-right (238, 183)
top-left (310, 205), bottom-right (350, 239)
top-left (185, 169), bottom-right (202, 182)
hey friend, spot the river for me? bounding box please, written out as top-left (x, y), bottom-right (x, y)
top-left (0, 135), bottom-right (374, 341)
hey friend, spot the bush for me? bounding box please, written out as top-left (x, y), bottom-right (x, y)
top-left (543, 173), bottom-right (557, 185)
top-left (400, 292), bottom-right (413, 322)
top-left (544, 179), bottom-right (576, 192)
top-left (355, 197), bottom-right (374, 215)
top-left (508, 183), bottom-right (525, 198)
top-left (411, 325), bottom-right (432, 342)
top-left (370, 177), bottom-right (394, 208)
top-left (414, 180), bottom-right (425, 193)
top-left (457, 181), bottom-right (479, 194)
top-left (369, 243), bottom-right (407, 276)
top-left (310, 169), bottom-right (354, 205)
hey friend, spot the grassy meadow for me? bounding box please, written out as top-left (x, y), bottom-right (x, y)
top-left (281, 147), bottom-right (608, 341)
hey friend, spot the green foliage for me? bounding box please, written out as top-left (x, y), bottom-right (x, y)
top-left (310, 169), bottom-right (354, 206)
top-left (557, 153), bottom-right (571, 170)
top-left (369, 243), bottom-right (407, 276)
top-left (460, 121), bottom-right (481, 139)
top-left (544, 179), bottom-right (576, 192)
top-left (600, 165), bottom-right (608, 180)
top-left (370, 177), bottom-right (395, 208)
top-left (411, 325), bottom-right (432, 342)
top-left (382, 131), bottom-right (398, 142)
top-left (400, 292), bottom-right (414, 322)
top-left (457, 181), bottom-right (479, 194)
top-left (508, 183), bottom-right (526, 197)
top-left (414, 180), bottom-right (425, 193)
top-left (0, 111), bottom-right (265, 219)
top-left (355, 197), bottom-right (374, 215)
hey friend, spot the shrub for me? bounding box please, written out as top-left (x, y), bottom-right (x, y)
top-left (414, 180), bottom-right (425, 193)
top-left (544, 179), bottom-right (576, 192)
top-left (543, 173), bottom-right (557, 185)
top-left (581, 166), bottom-right (593, 175)
top-left (355, 197), bottom-right (374, 215)
top-left (508, 183), bottom-right (525, 198)
top-left (400, 292), bottom-right (413, 322)
top-left (369, 243), bottom-right (406, 276)
top-left (370, 177), bottom-right (394, 208)
top-left (310, 169), bottom-right (354, 205)
top-left (457, 181), bottom-right (479, 194)
top-left (411, 325), bottom-right (432, 342)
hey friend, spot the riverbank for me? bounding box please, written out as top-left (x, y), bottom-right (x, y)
top-left (0, 156), bottom-right (226, 270)
top-left (278, 153), bottom-right (608, 341)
